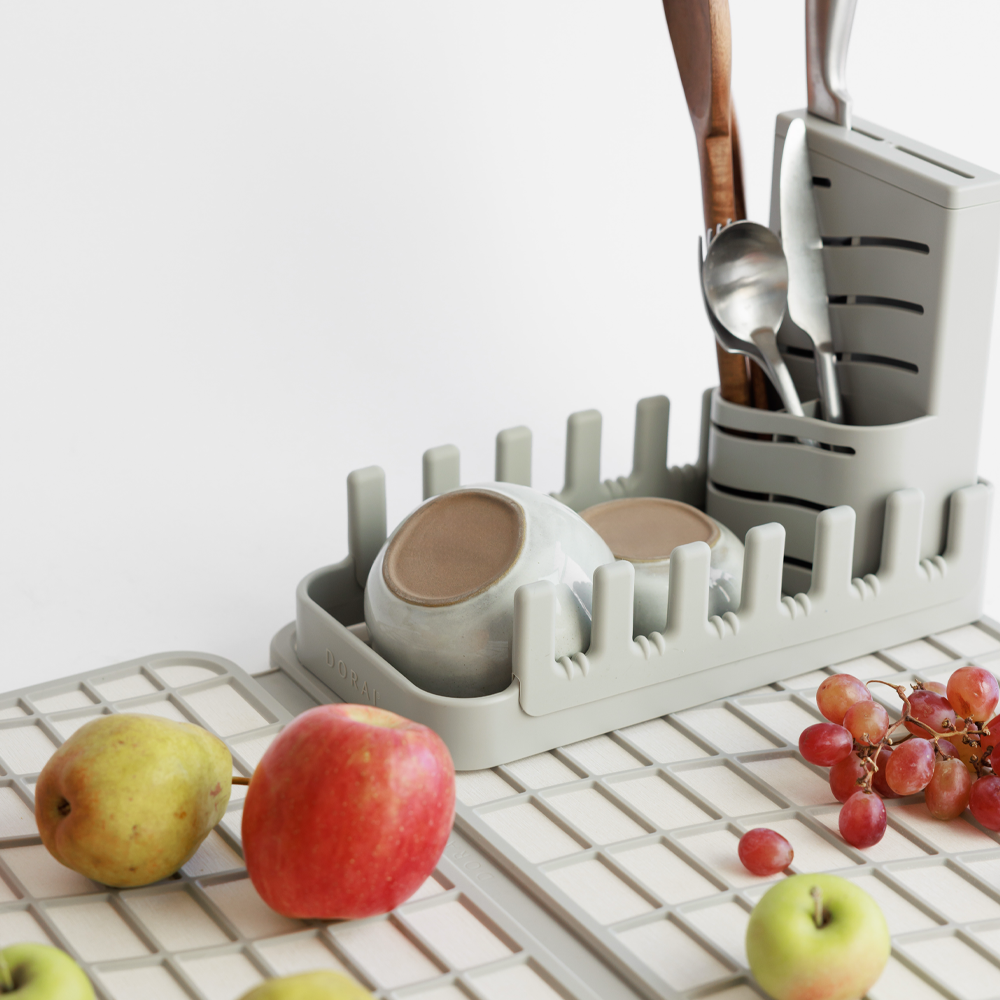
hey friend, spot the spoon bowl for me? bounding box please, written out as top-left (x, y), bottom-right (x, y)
top-left (701, 221), bottom-right (805, 417)
top-left (703, 223), bottom-right (788, 336)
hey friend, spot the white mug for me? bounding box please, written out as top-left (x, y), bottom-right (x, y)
top-left (580, 497), bottom-right (744, 637)
top-left (365, 482), bottom-right (614, 698)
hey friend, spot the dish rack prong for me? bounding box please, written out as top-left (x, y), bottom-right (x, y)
top-left (737, 521), bottom-right (788, 624)
top-left (878, 487), bottom-right (924, 583)
top-left (495, 425), bottom-right (532, 486)
top-left (422, 443), bottom-right (460, 499)
top-left (663, 542), bottom-right (714, 636)
top-left (808, 505), bottom-right (857, 607)
top-left (551, 391), bottom-right (709, 512)
top-left (346, 465), bottom-right (386, 588)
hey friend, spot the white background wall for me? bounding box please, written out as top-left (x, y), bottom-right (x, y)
top-left (2, 1), bottom-right (998, 691)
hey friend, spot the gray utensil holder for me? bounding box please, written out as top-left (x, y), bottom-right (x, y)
top-left (707, 111), bottom-right (1000, 588)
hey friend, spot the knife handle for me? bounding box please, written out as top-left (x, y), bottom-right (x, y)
top-left (815, 347), bottom-right (845, 423)
top-left (806, 0), bottom-right (857, 129)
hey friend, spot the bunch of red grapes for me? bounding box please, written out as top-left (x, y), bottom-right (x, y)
top-left (798, 666), bottom-right (1000, 848)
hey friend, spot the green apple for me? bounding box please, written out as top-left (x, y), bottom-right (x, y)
top-left (238, 971), bottom-right (373, 999)
top-left (746, 873), bottom-right (890, 1000)
top-left (0, 942), bottom-right (94, 998)
top-left (35, 713), bottom-right (232, 887)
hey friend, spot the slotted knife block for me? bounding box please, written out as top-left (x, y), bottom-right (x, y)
top-left (708, 110), bottom-right (1000, 589)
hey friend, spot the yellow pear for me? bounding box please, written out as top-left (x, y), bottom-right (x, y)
top-left (35, 713), bottom-right (232, 887)
top-left (238, 971), bottom-right (373, 999)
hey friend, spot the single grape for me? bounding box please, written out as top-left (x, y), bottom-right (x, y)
top-left (799, 723), bottom-right (854, 766)
top-left (925, 681), bottom-right (948, 696)
top-left (839, 790), bottom-right (887, 848)
top-left (737, 828), bottom-right (794, 876)
top-left (829, 753), bottom-right (867, 803)
top-left (870, 746), bottom-right (899, 799)
top-left (843, 701), bottom-right (889, 745)
top-left (937, 739), bottom-right (958, 758)
top-left (947, 666), bottom-right (1000, 722)
top-left (969, 775), bottom-right (1000, 831)
top-left (885, 738), bottom-right (935, 795)
top-left (816, 674), bottom-right (872, 724)
top-left (924, 758), bottom-right (972, 820)
top-left (905, 690), bottom-right (957, 737)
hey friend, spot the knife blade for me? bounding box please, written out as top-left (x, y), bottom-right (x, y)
top-left (780, 116), bottom-right (844, 423)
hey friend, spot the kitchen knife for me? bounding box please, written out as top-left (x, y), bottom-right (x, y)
top-left (806, 0), bottom-right (857, 128)
top-left (780, 116), bottom-right (844, 423)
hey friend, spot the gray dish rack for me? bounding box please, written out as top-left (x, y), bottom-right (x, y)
top-left (275, 111), bottom-right (1000, 771)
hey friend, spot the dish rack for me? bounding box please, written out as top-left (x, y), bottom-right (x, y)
top-left (274, 112), bottom-right (1000, 771)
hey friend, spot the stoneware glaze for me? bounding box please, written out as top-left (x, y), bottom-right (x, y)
top-left (581, 497), bottom-right (744, 637)
top-left (365, 482), bottom-right (614, 698)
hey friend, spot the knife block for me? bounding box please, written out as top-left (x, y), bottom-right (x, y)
top-left (706, 111), bottom-right (1000, 587)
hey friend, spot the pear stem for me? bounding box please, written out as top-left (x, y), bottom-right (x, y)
top-left (232, 776), bottom-right (250, 786)
top-left (0, 953), bottom-right (14, 993)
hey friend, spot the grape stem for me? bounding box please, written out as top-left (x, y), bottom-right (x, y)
top-left (861, 680), bottom-right (995, 781)
top-left (857, 751), bottom-right (878, 792)
top-left (868, 680), bottom-right (983, 748)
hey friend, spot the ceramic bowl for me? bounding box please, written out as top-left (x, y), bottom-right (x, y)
top-left (364, 482), bottom-right (615, 698)
top-left (580, 497), bottom-right (744, 637)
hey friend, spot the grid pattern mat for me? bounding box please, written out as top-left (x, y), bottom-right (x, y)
top-left (451, 619), bottom-right (1000, 1000)
top-left (0, 653), bottom-right (610, 1000)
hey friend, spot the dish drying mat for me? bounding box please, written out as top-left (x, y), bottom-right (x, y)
top-left (269, 617), bottom-right (1000, 1000)
top-left (0, 654), bottom-right (630, 1000)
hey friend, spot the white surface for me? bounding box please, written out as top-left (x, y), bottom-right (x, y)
top-left (1, 1), bottom-right (999, 692)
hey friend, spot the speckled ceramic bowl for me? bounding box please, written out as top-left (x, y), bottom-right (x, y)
top-left (365, 482), bottom-right (614, 698)
top-left (581, 497), bottom-right (744, 637)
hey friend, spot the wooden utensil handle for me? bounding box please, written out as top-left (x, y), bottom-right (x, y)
top-left (717, 343), bottom-right (752, 406)
top-left (662, 0), bottom-right (753, 407)
top-left (732, 107), bottom-right (771, 409)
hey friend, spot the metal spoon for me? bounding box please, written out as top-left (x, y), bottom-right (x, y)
top-left (700, 221), bottom-right (805, 417)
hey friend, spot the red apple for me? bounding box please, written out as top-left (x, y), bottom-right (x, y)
top-left (242, 704), bottom-right (455, 919)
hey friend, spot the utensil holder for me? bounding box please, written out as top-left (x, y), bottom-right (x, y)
top-left (707, 111), bottom-right (1000, 587)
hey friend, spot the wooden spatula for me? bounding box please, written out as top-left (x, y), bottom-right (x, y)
top-left (732, 107), bottom-right (773, 410)
top-left (661, 0), bottom-right (755, 407)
